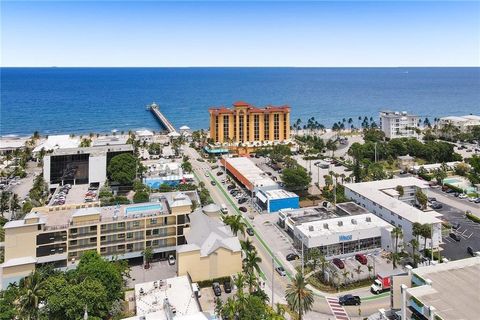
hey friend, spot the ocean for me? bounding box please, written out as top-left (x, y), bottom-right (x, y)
top-left (1, 67), bottom-right (479, 136)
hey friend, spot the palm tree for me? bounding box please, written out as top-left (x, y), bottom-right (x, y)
top-left (354, 265), bottom-right (363, 279)
top-left (243, 250), bottom-right (262, 275)
top-left (0, 191), bottom-right (10, 217)
top-left (409, 238), bottom-right (419, 267)
top-left (223, 215), bottom-right (246, 236)
top-left (245, 270), bottom-right (258, 293)
top-left (391, 227), bottom-right (403, 268)
top-left (285, 273), bottom-right (314, 320)
top-left (318, 254), bottom-right (328, 282)
top-left (10, 193), bottom-right (21, 218)
top-left (342, 270), bottom-right (350, 286)
top-left (308, 248), bottom-right (320, 271)
top-left (367, 264), bottom-right (374, 279)
top-left (240, 238), bottom-right (256, 254)
top-left (330, 269), bottom-right (339, 289)
top-left (19, 270), bottom-right (46, 320)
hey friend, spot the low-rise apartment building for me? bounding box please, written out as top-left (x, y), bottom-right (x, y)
top-left (344, 177), bottom-right (443, 250)
top-left (379, 111), bottom-right (419, 139)
top-left (438, 114), bottom-right (480, 133)
top-left (1, 192), bottom-right (193, 289)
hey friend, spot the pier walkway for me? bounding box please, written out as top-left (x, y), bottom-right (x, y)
top-left (147, 102), bottom-right (176, 133)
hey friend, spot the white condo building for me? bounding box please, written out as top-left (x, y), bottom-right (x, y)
top-left (344, 177), bottom-right (443, 250)
top-left (438, 115), bottom-right (480, 132)
top-left (380, 111), bottom-right (419, 139)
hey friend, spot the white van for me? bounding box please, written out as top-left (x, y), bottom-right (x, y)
top-left (221, 204), bottom-right (228, 214)
top-left (192, 282), bottom-right (201, 298)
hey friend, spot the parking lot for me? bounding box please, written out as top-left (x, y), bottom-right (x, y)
top-left (435, 201), bottom-right (480, 260)
top-left (198, 279), bottom-right (237, 314)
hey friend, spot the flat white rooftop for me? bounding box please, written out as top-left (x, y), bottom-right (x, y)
top-left (262, 188), bottom-right (298, 200)
top-left (134, 275), bottom-right (200, 318)
top-left (409, 257), bottom-right (480, 320)
top-left (345, 177), bottom-right (442, 224)
top-left (296, 213), bottom-right (391, 238)
top-left (224, 157), bottom-right (277, 189)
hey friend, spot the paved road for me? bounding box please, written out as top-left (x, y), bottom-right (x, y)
top-left (183, 146), bottom-right (389, 318)
top-left (429, 188), bottom-right (480, 217)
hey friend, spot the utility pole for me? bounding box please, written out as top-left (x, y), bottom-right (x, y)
top-left (301, 236), bottom-right (305, 276)
top-left (374, 142), bottom-right (377, 163)
top-left (431, 224), bottom-right (434, 262)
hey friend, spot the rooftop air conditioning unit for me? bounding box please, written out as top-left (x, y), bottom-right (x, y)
top-left (366, 217), bottom-right (372, 222)
top-left (308, 226), bottom-right (314, 232)
top-left (338, 221), bottom-right (343, 227)
top-left (323, 223), bottom-right (329, 229)
top-left (351, 219), bottom-right (357, 224)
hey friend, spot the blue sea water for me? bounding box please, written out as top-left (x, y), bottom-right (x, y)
top-left (1, 67), bottom-right (479, 136)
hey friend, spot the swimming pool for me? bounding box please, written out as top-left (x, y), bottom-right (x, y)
top-left (125, 204), bottom-right (162, 214)
top-left (144, 178), bottom-right (180, 189)
top-left (443, 177), bottom-right (476, 193)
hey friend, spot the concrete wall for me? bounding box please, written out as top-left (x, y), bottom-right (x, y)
top-left (89, 154), bottom-right (107, 185)
top-left (43, 155), bottom-right (51, 185)
top-left (4, 224), bottom-right (38, 261)
top-left (178, 248), bottom-right (242, 282)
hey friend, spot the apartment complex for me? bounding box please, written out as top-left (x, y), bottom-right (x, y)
top-left (379, 111), bottom-right (419, 139)
top-left (1, 192), bottom-right (193, 288)
top-left (344, 177), bottom-right (443, 250)
top-left (388, 257), bottom-right (480, 320)
top-left (43, 144), bottom-right (133, 188)
top-left (209, 101), bottom-right (291, 147)
top-left (438, 115), bottom-right (480, 132)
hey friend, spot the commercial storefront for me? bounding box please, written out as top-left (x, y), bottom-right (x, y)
top-left (292, 213), bottom-right (394, 258)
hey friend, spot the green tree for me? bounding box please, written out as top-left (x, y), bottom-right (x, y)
top-left (181, 161), bottom-right (193, 173)
top-left (223, 215), bottom-right (246, 236)
top-left (409, 238), bottom-right (419, 268)
top-left (0, 284), bottom-right (19, 320)
top-left (9, 193), bottom-right (21, 217)
top-left (0, 192), bottom-right (10, 217)
top-left (281, 167), bottom-right (311, 191)
top-left (107, 153), bottom-right (137, 184)
top-left (308, 248), bottom-right (320, 271)
top-left (395, 185), bottom-right (404, 197)
top-left (133, 190), bottom-right (150, 203)
top-left (391, 227), bottom-right (403, 269)
top-left (285, 273), bottom-right (314, 320)
top-left (240, 238), bottom-right (256, 254)
top-left (243, 250), bottom-right (262, 275)
top-left (18, 270), bottom-right (46, 320)
top-left (22, 200), bottom-right (33, 215)
top-left (415, 189), bottom-right (428, 210)
top-left (142, 247), bottom-right (154, 269)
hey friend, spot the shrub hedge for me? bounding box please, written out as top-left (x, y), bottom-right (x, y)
top-left (197, 276), bottom-right (232, 288)
top-left (466, 212), bottom-right (480, 224)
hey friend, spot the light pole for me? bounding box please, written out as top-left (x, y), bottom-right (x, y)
top-left (374, 142), bottom-right (377, 163)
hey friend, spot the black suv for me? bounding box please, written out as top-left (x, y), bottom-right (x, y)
top-left (339, 294), bottom-right (361, 306)
top-left (223, 280), bottom-right (232, 293)
top-left (449, 232), bottom-right (461, 242)
top-left (212, 282), bottom-right (222, 296)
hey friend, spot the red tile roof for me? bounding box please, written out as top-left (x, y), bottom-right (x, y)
top-left (233, 101), bottom-right (251, 107)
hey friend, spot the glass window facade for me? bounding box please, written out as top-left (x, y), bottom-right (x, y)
top-left (295, 236), bottom-right (382, 257)
top-left (50, 154), bottom-right (89, 185)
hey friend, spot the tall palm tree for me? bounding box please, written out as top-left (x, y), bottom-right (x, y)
top-left (243, 250), bottom-right (262, 275)
top-left (19, 271), bottom-right (46, 320)
top-left (318, 254), bottom-right (328, 282)
top-left (285, 273), bottom-right (314, 320)
top-left (342, 270), bottom-right (350, 286)
top-left (223, 215), bottom-right (246, 236)
top-left (391, 227), bottom-right (403, 268)
top-left (240, 238), bottom-right (256, 254)
top-left (409, 238), bottom-right (419, 267)
top-left (245, 270), bottom-right (258, 293)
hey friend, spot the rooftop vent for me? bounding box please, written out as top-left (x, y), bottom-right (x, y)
top-left (366, 217), bottom-right (372, 222)
top-left (308, 225), bottom-right (314, 232)
top-left (338, 221), bottom-right (343, 227)
top-left (351, 219), bottom-right (357, 224)
top-left (323, 223), bottom-right (329, 229)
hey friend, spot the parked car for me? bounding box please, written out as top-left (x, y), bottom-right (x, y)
top-left (168, 254), bottom-right (176, 265)
top-left (339, 294), bottom-right (361, 306)
top-left (355, 253), bottom-right (368, 265)
top-left (216, 171), bottom-right (223, 176)
top-left (191, 282), bottom-right (201, 298)
top-left (286, 253), bottom-right (300, 261)
top-left (246, 228), bottom-right (254, 236)
top-left (238, 198), bottom-right (248, 204)
top-left (449, 232), bottom-right (461, 241)
top-left (239, 206), bottom-right (247, 213)
top-left (210, 180), bottom-right (216, 186)
top-left (212, 282), bottom-right (222, 296)
top-left (276, 266), bottom-right (286, 276)
top-left (452, 222), bottom-right (461, 230)
top-left (223, 280), bottom-right (232, 293)
top-left (332, 258), bottom-right (345, 269)
top-left (428, 197), bottom-right (437, 202)
top-left (459, 194), bottom-right (468, 199)
top-left (430, 202), bottom-right (443, 210)
top-left (467, 246), bottom-right (475, 256)
top-left (468, 197), bottom-right (478, 202)
top-left (475, 198), bottom-right (480, 203)
top-left (227, 185), bottom-right (236, 190)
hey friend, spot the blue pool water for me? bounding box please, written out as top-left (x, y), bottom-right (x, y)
top-left (144, 178), bottom-right (180, 189)
top-left (126, 204), bottom-right (162, 214)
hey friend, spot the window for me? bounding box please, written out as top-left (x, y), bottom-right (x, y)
top-left (153, 229), bottom-right (159, 235)
top-left (100, 236), bottom-right (106, 241)
top-left (223, 115), bottom-right (229, 141)
top-left (127, 243), bottom-right (133, 250)
top-left (89, 237), bottom-right (96, 243)
top-left (215, 116), bottom-right (219, 141)
top-left (133, 221), bottom-right (140, 227)
top-left (150, 218), bottom-right (157, 225)
top-left (153, 240), bottom-right (159, 246)
top-left (146, 230), bottom-right (152, 236)
top-left (273, 114), bottom-right (280, 140)
top-left (254, 114), bottom-right (260, 141)
top-left (127, 232), bottom-right (133, 239)
top-left (117, 245), bottom-right (125, 250)
top-left (90, 226), bottom-right (97, 232)
top-left (118, 233), bottom-right (125, 239)
top-left (264, 115), bottom-right (270, 140)
top-left (101, 225), bottom-right (106, 230)
top-left (117, 222), bottom-right (125, 229)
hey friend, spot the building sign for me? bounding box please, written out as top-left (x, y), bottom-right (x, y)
top-left (339, 235), bottom-right (352, 242)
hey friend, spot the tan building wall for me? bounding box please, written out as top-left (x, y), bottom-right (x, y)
top-left (178, 248), bottom-right (242, 282)
top-left (2, 263), bottom-right (36, 279)
top-left (209, 102), bottom-right (291, 147)
top-left (4, 225), bottom-right (38, 261)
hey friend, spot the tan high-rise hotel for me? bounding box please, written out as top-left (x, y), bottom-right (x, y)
top-left (209, 101), bottom-right (291, 147)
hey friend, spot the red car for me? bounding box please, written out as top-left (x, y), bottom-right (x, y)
top-left (332, 258), bottom-right (345, 269)
top-left (355, 254), bottom-right (368, 265)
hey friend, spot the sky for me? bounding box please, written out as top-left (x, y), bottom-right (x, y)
top-left (1, 1), bottom-right (479, 67)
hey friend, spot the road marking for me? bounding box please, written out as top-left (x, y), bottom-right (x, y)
top-left (326, 297), bottom-right (350, 320)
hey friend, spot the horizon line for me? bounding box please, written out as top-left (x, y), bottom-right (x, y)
top-left (1, 65), bottom-right (479, 68)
